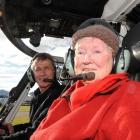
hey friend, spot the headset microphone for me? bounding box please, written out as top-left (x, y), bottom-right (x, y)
top-left (60, 72), bottom-right (95, 81)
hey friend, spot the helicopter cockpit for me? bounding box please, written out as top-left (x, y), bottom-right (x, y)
top-left (0, 0), bottom-right (140, 126)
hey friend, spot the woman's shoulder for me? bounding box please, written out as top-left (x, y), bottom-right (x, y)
top-left (118, 80), bottom-right (140, 108)
top-left (123, 79), bottom-right (140, 90)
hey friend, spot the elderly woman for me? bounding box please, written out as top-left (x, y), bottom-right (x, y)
top-left (30, 18), bottom-right (140, 140)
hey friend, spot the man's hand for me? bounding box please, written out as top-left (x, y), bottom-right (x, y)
top-left (0, 123), bottom-right (14, 136)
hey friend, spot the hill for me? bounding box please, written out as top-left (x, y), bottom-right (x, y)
top-left (0, 89), bottom-right (9, 97)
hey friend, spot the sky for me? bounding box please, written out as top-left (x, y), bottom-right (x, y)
top-left (0, 29), bottom-right (71, 91)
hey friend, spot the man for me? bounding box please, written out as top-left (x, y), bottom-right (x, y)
top-left (0, 52), bottom-right (64, 140)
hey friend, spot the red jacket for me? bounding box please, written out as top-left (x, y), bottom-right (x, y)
top-left (30, 73), bottom-right (140, 140)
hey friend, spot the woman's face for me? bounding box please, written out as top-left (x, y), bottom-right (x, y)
top-left (74, 37), bottom-right (114, 82)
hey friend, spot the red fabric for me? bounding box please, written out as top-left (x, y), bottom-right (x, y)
top-left (30, 73), bottom-right (140, 140)
top-left (70, 73), bottom-right (127, 110)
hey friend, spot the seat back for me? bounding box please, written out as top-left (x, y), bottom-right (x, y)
top-left (122, 22), bottom-right (140, 81)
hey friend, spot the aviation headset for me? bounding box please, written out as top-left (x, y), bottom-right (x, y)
top-left (27, 52), bottom-right (56, 83)
top-left (62, 18), bottom-right (131, 77)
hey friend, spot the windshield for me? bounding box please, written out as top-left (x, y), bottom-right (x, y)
top-left (0, 29), bottom-right (71, 93)
top-left (22, 36), bottom-right (71, 57)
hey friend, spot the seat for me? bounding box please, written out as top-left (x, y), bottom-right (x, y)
top-left (122, 22), bottom-right (140, 81)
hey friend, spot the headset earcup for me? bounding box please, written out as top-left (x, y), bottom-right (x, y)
top-left (27, 66), bottom-right (35, 83)
top-left (113, 48), bottom-right (131, 73)
top-left (60, 48), bottom-right (75, 79)
top-left (65, 48), bottom-right (75, 76)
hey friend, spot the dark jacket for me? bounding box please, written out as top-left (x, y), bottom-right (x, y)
top-left (0, 80), bottom-right (64, 140)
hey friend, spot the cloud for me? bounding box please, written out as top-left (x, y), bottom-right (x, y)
top-left (0, 30), bottom-right (71, 91)
top-left (22, 36), bottom-right (71, 57)
top-left (0, 30), bottom-right (31, 91)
